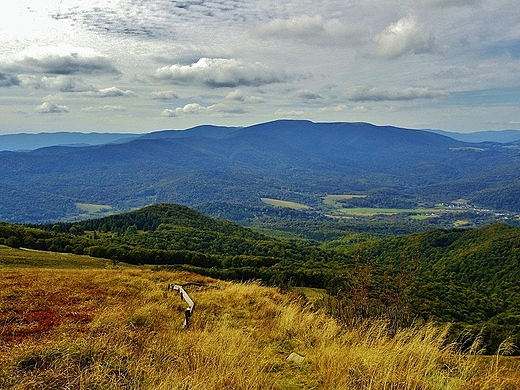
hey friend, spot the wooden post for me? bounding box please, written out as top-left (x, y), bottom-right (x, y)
top-left (168, 284), bottom-right (195, 328)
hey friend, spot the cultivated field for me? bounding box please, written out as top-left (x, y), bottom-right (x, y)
top-left (74, 203), bottom-right (115, 220)
top-left (1, 247), bottom-right (519, 389)
top-left (261, 198), bottom-right (310, 210)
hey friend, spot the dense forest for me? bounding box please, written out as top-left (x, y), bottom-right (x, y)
top-left (1, 203), bottom-right (519, 354)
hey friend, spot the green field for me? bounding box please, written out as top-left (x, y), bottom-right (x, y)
top-left (323, 195), bottom-right (471, 220)
top-left (260, 197), bottom-right (310, 210)
top-left (76, 203), bottom-right (113, 213)
top-left (334, 207), bottom-right (439, 216)
top-left (73, 203), bottom-right (115, 221)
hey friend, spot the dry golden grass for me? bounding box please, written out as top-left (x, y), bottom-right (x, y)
top-left (1, 266), bottom-right (519, 389)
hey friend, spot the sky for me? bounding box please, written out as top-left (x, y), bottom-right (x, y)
top-left (1, 0), bottom-right (519, 135)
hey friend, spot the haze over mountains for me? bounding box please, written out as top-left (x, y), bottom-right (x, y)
top-left (1, 120), bottom-right (520, 224)
top-left (2, 122), bottom-right (520, 152)
top-left (427, 129), bottom-right (520, 144)
top-left (0, 132), bottom-right (138, 151)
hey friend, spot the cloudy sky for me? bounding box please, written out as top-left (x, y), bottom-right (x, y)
top-left (1, 0), bottom-right (519, 134)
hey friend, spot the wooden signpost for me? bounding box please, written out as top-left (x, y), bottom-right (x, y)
top-left (167, 284), bottom-right (195, 328)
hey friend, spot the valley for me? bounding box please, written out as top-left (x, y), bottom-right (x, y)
top-left (1, 120), bottom-right (520, 226)
top-left (263, 192), bottom-right (518, 231)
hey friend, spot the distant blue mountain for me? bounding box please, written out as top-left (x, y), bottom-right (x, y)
top-left (0, 132), bottom-right (139, 151)
top-left (427, 129), bottom-right (520, 143)
top-left (3, 124), bottom-right (518, 151)
top-left (1, 119), bottom-right (519, 223)
top-left (138, 125), bottom-right (242, 140)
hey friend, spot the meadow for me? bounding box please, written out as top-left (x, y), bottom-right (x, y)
top-left (261, 198), bottom-right (311, 210)
top-left (1, 246), bottom-right (519, 389)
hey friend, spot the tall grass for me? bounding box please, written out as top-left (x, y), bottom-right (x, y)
top-left (1, 267), bottom-right (519, 389)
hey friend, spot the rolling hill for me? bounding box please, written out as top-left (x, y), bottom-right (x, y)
top-left (1, 203), bottom-right (519, 353)
top-left (0, 120), bottom-right (519, 224)
top-left (3, 264), bottom-right (519, 388)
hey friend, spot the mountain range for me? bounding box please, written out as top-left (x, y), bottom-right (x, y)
top-left (427, 128), bottom-right (520, 143)
top-left (0, 132), bottom-right (138, 151)
top-left (1, 120), bottom-right (520, 224)
top-left (2, 124), bottom-right (520, 151)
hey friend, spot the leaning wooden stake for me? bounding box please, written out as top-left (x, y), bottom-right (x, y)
top-left (168, 284), bottom-right (195, 328)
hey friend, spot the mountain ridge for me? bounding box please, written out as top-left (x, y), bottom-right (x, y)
top-left (428, 128), bottom-right (520, 143)
top-left (1, 120), bottom-right (519, 223)
top-left (0, 132), bottom-right (139, 151)
top-left (3, 119), bottom-right (520, 152)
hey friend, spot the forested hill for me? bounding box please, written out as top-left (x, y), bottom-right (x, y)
top-left (70, 203), bottom-right (262, 239)
top-left (328, 223), bottom-right (520, 321)
top-left (1, 203), bottom-right (519, 353)
top-left (2, 119), bottom-right (520, 223)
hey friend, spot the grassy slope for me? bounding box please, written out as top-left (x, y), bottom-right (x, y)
top-left (1, 249), bottom-right (519, 389)
top-left (3, 205), bottom-right (520, 354)
top-left (0, 245), bottom-right (112, 269)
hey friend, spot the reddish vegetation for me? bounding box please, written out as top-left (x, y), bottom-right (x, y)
top-left (0, 271), bottom-right (107, 344)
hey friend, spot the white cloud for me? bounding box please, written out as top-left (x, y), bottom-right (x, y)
top-left (258, 15), bottom-right (360, 45)
top-left (374, 16), bottom-right (436, 59)
top-left (20, 75), bottom-right (94, 92)
top-left (174, 103), bottom-right (207, 115)
top-left (316, 104), bottom-right (347, 113)
top-left (225, 89), bottom-right (247, 101)
top-left (35, 101), bottom-right (69, 114)
top-left (83, 105), bottom-right (126, 112)
top-left (151, 90), bottom-right (179, 100)
top-left (170, 101), bottom-right (248, 116)
top-left (87, 87), bottom-right (136, 98)
top-left (275, 109), bottom-right (305, 117)
top-left (353, 105), bottom-right (369, 113)
top-left (5, 44), bottom-right (119, 75)
top-left (293, 89), bottom-right (322, 103)
top-left (154, 58), bottom-right (290, 88)
top-left (161, 109), bottom-right (177, 117)
top-left (225, 89), bottom-right (264, 103)
top-left (421, 0), bottom-right (481, 7)
top-left (345, 85), bottom-right (446, 101)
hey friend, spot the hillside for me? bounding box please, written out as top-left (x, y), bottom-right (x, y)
top-left (1, 203), bottom-right (519, 353)
top-left (1, 120), bottom-right (520, 224)
top-left (1, 258), bottom-right (519, 388)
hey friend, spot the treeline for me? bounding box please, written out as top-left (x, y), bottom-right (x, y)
top-left (1, 205), bottom-right (351, 280)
